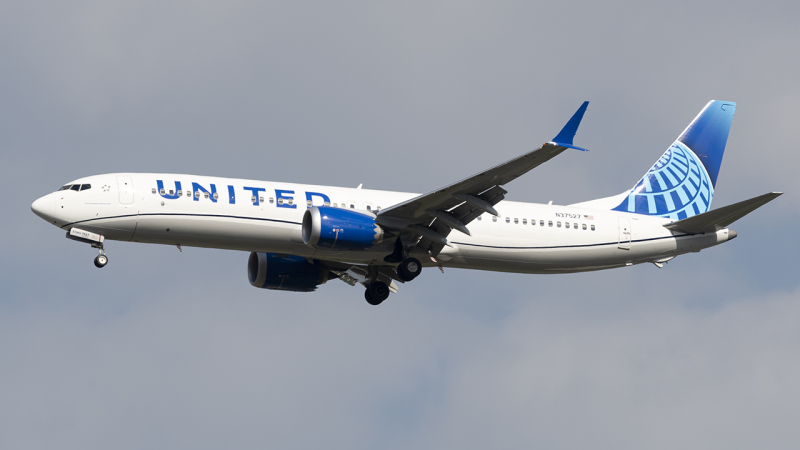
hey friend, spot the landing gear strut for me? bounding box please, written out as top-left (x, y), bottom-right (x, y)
top-left (365, 281), bottom-right (390, 305)
top-left (397, 257), bottom-right (422, 282)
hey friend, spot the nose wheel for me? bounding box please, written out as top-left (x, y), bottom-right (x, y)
top-left (94, 254), bottom-right (108, 268)
top-left (93, 245), bottom-right (108, 268)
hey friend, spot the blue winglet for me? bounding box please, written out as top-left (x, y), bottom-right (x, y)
top-left (551, 101), bottom-right (590, 150)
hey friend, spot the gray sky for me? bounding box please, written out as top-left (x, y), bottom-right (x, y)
top-left (2, 1), bottom-right (799, 448)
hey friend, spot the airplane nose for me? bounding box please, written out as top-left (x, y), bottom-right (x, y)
top-left (31, 195), bottom-right (55, 222)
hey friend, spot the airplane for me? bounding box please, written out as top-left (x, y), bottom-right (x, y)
top-left (31, 100), bottom-right (781, 305)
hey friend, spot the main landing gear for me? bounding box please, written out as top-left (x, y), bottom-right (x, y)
top-left (362, 257), bottom-right (422, 306)
top-left (365, 281), bottom-right (390, 305)
top-left (397, 257), bottom-right (422, 282)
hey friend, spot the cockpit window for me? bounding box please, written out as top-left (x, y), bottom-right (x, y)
top-left (58, 185), bottom-right (72, 191)
top-left (80, 184), bottom-right (91, 191)
top-left (70, 185), bottom-right (80, 191)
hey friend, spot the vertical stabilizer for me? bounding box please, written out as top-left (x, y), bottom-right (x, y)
top-left (612, 101), bottom-right (736, 220)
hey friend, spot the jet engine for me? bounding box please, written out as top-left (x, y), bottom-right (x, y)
top-left (247, 252), bottom-right (329, 292)
top-left (302, 206), bottom-right (384, 250)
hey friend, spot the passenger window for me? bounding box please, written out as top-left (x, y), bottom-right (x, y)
top-left (71, 185), bottom-right (80, 191)
top-left (251, 196), bottom-right (256, 203)
top-left (366, 205), bottom-right (372, 211)
top-left (492, 216), bottom-right (498, 222)
top-left (177, 190), bottom-right (182, 196)
top-left (169, 190), bottom-right (174, 195)
top-left (194, 191), bottom-right (200, 198)
top-left (548, 221), bottom-right (553, 227)
top-left (540, 220), bottom-right (544, 226)
top-left (557, 221), bottom-right (561, 228)
top-left (151, 188), bottom-right (156, 194)
top-left (350, 204), bottom-right (355, 209)
top-left (80, 184), bottom-right (91, 191)
top-left (514, 218), bottom-right (519, 224)
top-left (288, 199), bottom-right (294, 206)
top-left (259, 196), bottom-right (264, 203)
top-left (59, 185), bottom-right (72, 191)
top-left (204, 193), bottom-right (209, 199)
top-left (565, 222), bottom-right (570, 229)
top-left (582, 223), bottom-right (587, 230)
top-left (269, 197), bottom-right (274, 204)
top-left (477, 216), bottom-right (482, 221)
top-left (505, 217), bottom-right (510, 223)
top-left (333, 203), bottom-right (338, 207)
top-left (574, 223), bottom-right (578, 229)
top-left (278, 198), bottom-right (284, 205)
top-left (307, 200), bottom-right (313, 207)
top-left (522, 219), bottom-right (527, 225)
top-left (212, 192), bottom-right (218, 200)
top-left (591, 224), bottom-right (596, 231)
top-left (323, 201), bottom-right (330, 206)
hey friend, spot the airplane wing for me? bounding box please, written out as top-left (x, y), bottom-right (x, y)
top-left (664, 192), bottom-right (783, 234)
top-left (376, 102), bottom-right (590, 253)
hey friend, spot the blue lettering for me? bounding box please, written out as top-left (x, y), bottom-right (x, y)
top-left (305, 191), bottom-right (330, 208)
top-left (243, 186), bottom-right (266, 205)
top-left (228, 185), bottom-right (235, 204)
top-left (192, 182), bottom-right (217, 202)
top-left (157, 180), bottom-right (182, 199)
top-left (275, 190), bottom-right (296, 208)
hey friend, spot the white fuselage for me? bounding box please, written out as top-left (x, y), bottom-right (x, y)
top-left (32, 173), bottom-right (735, 273)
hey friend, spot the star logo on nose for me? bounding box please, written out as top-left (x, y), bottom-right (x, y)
top-left (102, 184), bottom-right (111, 192)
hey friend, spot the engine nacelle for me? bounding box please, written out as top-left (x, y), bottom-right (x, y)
top-left (302, 206), bottom-right (384, 250)
top-left (247, 252), bottom-right (329, 292)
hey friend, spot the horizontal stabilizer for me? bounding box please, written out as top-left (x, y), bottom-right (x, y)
top-left (664, 192), bottom-right (782, 234)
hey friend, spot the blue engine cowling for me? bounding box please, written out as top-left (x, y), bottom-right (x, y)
top-left (247, 252), bottom-right (329, 292)
top-left (302, 206), bottom-right (384, 250)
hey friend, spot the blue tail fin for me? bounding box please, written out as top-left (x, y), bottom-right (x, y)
top-left (612, 100), bottom-right (736, 220)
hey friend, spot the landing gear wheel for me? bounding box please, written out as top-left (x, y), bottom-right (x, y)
top-left (397, 257), bottom-right (422, 281)
top-left (365, 289), bottom-right (382, 306)
top-left (94, 254), bottom-right (108, 268)
top-left (365, 281), bottom-right (390, 305)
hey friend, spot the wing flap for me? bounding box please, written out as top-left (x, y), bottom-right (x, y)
top-left (664, 192), bottom-right (782, 234)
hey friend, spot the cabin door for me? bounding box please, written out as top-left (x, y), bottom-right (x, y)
top-left (618, 217), bottom-right (631, 249)
top-left (117, 176), bottom-right (134, 204)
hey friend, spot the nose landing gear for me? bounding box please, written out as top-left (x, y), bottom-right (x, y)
top-left (93, 247), bottom-right (108, 268)
top-left (66, 227), bottom-right (108, 268)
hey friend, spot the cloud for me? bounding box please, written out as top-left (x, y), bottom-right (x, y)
top-left (1, 266), bottom-right (799, 449)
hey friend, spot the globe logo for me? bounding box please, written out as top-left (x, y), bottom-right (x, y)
top-left (613, 141), bottom-right (713, 220)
